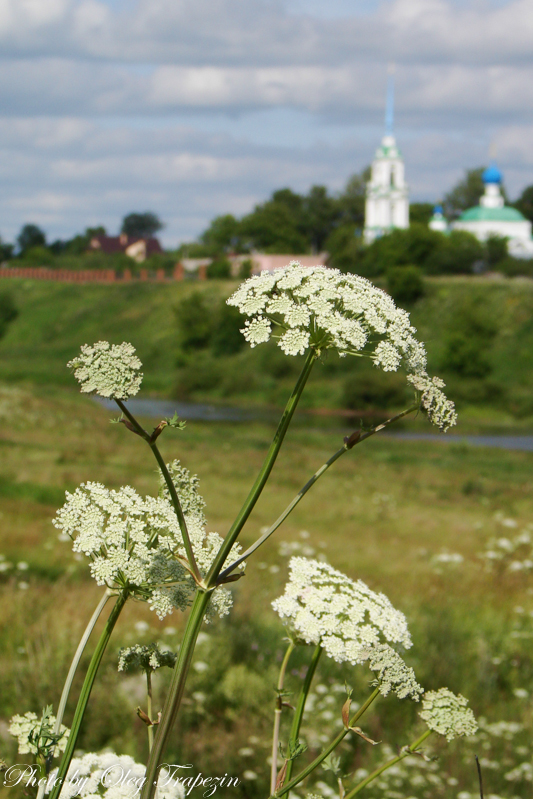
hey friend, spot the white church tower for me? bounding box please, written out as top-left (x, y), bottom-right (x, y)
top-left (364, 68), bottom-right (409, 243)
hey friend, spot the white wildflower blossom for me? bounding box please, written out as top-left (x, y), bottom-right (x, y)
top-left (228, 263), bottom-right (456, 430)
top-left (45, 752), bottom-right (185, 799)
top-left (9, 709), bottom-right (69, 757)
top-left (67, 341), bottom-right (143, 400)
top-left (406, 372), bottom-right (457, 431)
top-left (367, 644), bottom-right (424, 700)
top-left (419, 688), bottom-right (477, 741)
top-left (117, 643), bottom-right (176, 673)
top-left (53, 462), bottom-right (243, 621)
top-left (272, 557), bottom-right (411, 665)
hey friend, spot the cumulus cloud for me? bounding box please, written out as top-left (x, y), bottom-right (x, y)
top-left (0, 0), bottom-right (532, 244)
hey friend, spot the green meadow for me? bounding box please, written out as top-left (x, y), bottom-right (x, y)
top-left (0, 375), bottom-right (532, 798)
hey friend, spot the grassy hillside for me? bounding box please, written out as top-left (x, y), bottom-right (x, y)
top-left (0, 276), bottom-right (532, 430)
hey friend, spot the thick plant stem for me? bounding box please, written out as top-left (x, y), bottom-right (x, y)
top-left (273, 688), bottom-right (380, 798)
top-left (271, 642), bottom-right (295, 793)
top-left (343, 730), bottom-right (432, 799)
top-left (219, 404), bottom-right (419, 579)
top-left (141, 590), bottom-right (212, 799)
top-left (206, 349), bottom-right (316, 587)
top-left (48, 590), bottom-right (129, 799)
top-left (284, 644), bottom-right (322, 785)
top-left (115, 399), bottom-right (201, 584)
top-left (54, 589), bottom-right (111, 733)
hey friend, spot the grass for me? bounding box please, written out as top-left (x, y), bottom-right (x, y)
top-left (0, 384), bottom-right (532, 797)
top-left (0, 276), bottom-right (533, 432)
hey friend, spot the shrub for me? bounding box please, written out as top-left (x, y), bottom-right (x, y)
top-left (0, 291), bottom-right (18, 338)
top-left (386, 265), bottom-right (425, 304)
top-left (342, 368), bottom-right (409, 411)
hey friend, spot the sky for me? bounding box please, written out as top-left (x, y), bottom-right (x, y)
top-left (1, 0), bottom-right (533, 247)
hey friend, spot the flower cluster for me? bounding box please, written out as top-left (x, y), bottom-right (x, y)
top-left (9, 708), bottom-right (69, 758)
top-left (67, 341), bottom-right (143, 400)
top-left (53, 463), bottom-right (243, 620)
top-left (45, 752), bottom-right (184, 799)
top-left (227, 263), bottom-right (456, 430)
top-left (118, 643), bottom-right (176, 673)
top-left (367, 644), bottom-right (424, 700)
top-left (481, 525), bottom-right (533, 573)
top-left (419, 688), bottom-right (477, 741)
top-left (406, 372), bottom-right (457, 431)
top-left (272, 557), bottom-right (411, 665)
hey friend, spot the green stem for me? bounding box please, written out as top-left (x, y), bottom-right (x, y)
top-left (115, 400), bottom-right (201, 584)
top-left (271, 642), bottom-right (296, 793)
top-left (141, 590), bottom-right (212, 799)
top-left (284, 644), bottom-right (322, 784)
top-left (48, 590), bottom-right (129, 799)
top-left (54, 589), bottom-right (111, 733)
top-left (146, 671), bottom-right (154, 753)
top-left (219, 404), bottom-right (418, 580)
top-left (343, 730), bottom-right (432, 799)
top-left (273, 688), bottom-right (380, 798)
top-left (206, 349), bottom-right (316, 587)
top-left (149, 440), bottom-right (202, 584)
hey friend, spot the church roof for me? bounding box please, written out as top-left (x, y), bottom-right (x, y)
top-left (458, 205), bottom-right (527, 223)
top-left (482, 164), bottom-right (502, 184)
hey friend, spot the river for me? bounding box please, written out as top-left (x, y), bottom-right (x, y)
top-left (94, 397), bottom-right (533, 452)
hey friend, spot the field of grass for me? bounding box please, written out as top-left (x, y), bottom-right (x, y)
top-left (0, 276), bottom-right (532, 432)
top-left (0, 380), bottom-right (532, 799)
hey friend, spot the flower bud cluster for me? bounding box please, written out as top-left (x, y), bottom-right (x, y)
top-left (272, 557), bottom-right (411, 665)
top-left (419, 688), bottom-right (477, 741)
top-left (118, 643), bottom-right (177, 674)
top-left (67, 341), bottom-right (143, 400)
top-left (367, 643), bottom-right (424, 700)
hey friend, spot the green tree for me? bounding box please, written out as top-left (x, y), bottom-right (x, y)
top-left (514, 185), bottom-right (533, 223)
top-left (17, 224), bottom-right (46, 254)
top-left (200, 215), bottom-right (241, 252)
top-left (386, 265), bottom-right (425, 304)
top-left (301, 185), bottom-right (340, 252)
top-left (360, 224), bottom-right (443, 275)
top-left (485, 234), bottom-right (508, 268)
top-left (337, 168), bottom-right (370, 228)
top-left (443, 168), bottom-right (486, 219)
top-left (240, 199), bottom-right (308, 253)
top-left (121, 212), bottom-right (163, 239)
top-left (409, 203), bottom-right (434, 225)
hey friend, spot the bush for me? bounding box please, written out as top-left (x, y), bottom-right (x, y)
top-left (175, 291), bottom-right (212, 351)
top-left (440, 297), bottom-right (498, 378)
top-left (342, 368), bottom-right (408, 411)
top-left (207, 258), bottom-right (231, 279)
top-left (0, 291), bottom-right (18, 338)
top-left (386, 265), bottom-right (425, 304)
top-left (21, 246), bottom-right (54, 266)
top-left (210, 304), bottom-right (245, 356)
top-left (496, 256), bottom-right (533, 277)
top-left (425, 230), bottom-right (483, 274)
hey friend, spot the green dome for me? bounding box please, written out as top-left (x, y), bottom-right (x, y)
top-left (458, 206), bottom-right (527, 222)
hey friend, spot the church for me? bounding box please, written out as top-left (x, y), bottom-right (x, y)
top-left (363, 71), bottom-right (409, 243)
top-left (364, 72), bottom-right (533, 258)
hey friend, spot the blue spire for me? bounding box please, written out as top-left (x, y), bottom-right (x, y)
top-left (385, 65), bottom-right (395, 136)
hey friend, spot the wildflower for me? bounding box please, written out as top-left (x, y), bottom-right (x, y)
top-left (9, 707), bottom-right (69, 758)
top-left (45, 752), bottom-right (185, 799)
top-left (53, 462), bottom-right (243, 620)
top-left (272, 557), bottom-right (411, 665)
top-left (67, 341), bottom-right (143, 400)
top-left (419, 688), bottom-right (477, 741)
top-left (118, 644), bottom-right (176, 673)
top-left (367, 644), bottom-right (424, 700)
top-left (228, 263), bottom-right (456, 430)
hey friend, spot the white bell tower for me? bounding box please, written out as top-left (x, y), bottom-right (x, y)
top-left (364, 67), bottom-right (409, 243)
